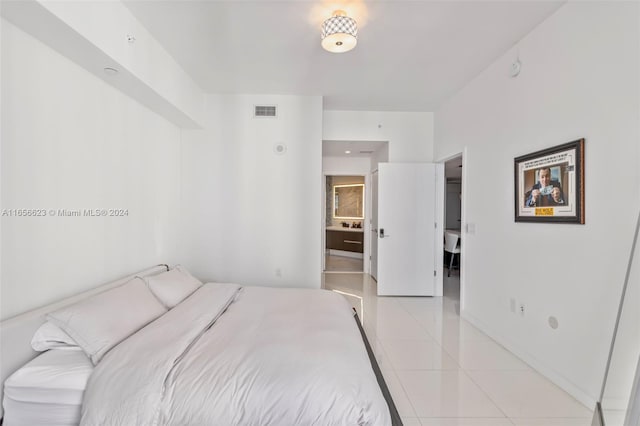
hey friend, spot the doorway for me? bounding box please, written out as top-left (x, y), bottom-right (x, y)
top-left (321, 140), bottom-right (388, 277)
top-left (443, 154), bottom-right (464, 302)
top-left (324, 175), bottom-right (365, 273)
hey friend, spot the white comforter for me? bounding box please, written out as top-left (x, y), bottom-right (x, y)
top-left (81, 283), bottom-right (391, 426)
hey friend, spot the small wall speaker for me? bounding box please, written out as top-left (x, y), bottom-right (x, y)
top-left (274, 143), bottom-right (287, 155)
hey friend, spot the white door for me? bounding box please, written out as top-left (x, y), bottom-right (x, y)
top-left (370, 170), bottom-right (379, 280)
top-left (377, 163), bottom-right (441, 296)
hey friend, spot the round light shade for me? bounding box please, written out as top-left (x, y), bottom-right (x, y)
top-left (321, 10), bottom-right (358, 53)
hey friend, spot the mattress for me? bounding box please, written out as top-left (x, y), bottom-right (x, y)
top-left (2, 398), bottom-right (81, 426)
top-left (3, 349), bottom-right (93, 426)
top-left (82, 284), bottom-right (391, 425)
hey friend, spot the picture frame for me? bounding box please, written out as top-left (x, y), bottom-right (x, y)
top-left (514, 139), bottom-right (585, 224)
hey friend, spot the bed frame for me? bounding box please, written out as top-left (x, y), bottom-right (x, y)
top-left (1, 265), bottom-right (402, 425)
top-left (354, 312), bottom-right (403, 426)
top-left (0, 264), bottom-right (170, 420)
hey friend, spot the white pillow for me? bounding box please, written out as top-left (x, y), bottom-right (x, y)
top-left (143, 265), bottom-right (203, 309)
top-left (46, 277), bottom-right (167, 364)
top-left (31, 321), bottom-right (81, 351)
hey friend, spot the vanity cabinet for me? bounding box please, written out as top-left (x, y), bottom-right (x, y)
top-left (326, 230), bottom-right (364, 253)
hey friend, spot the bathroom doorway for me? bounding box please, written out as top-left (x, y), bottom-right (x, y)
top-left (325, 175), bottom-right (365, 273)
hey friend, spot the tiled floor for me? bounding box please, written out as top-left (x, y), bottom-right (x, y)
top-left (322, 272), bottom-right (594, 426)
top-left (324, 253), bottom-right (363, 272)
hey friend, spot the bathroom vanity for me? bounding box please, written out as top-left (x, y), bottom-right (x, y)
top-left (326, 227), bottom-right (364, 253)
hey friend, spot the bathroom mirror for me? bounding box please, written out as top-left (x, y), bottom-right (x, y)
top-left (333, 184), bottom-right (364, 219)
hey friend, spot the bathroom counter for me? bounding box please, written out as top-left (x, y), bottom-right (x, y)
top-left (326, 226), bottom-right (364, 233)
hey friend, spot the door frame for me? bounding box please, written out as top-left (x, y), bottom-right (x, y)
top-left (321, 172), bottom-right (370, 274)
top-left (437, 149), bottom-right (467, 306)
top-left (370, 168), bottom-right (379, 281)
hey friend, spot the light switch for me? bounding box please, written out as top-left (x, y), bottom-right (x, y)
top-left (466, 223), bottom-right (476, 234)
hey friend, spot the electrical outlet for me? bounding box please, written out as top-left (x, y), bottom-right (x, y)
top-left (510, 298), bottom-right (516, 313)
top-left (519, 303), bottom-right (525, 316)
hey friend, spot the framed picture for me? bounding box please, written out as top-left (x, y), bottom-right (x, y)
top-left (514, 139), bottom-right (585, 224)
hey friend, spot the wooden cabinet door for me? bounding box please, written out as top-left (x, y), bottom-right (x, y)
top-left (326, 230), bottom-right (363, 253)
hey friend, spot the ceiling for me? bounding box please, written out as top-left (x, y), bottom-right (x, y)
top-left (123, 0), bottom-right (563, 112)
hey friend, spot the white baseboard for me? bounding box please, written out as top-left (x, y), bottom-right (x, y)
top-left (328, 249), bottom-right (363, 259)
top-left (461, 309), bottom-right (597, 410)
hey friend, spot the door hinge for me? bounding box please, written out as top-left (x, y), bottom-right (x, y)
top-left (434, 222), bottom-right (437, 229)
top-left (434, 270), bottom-right (437, 277)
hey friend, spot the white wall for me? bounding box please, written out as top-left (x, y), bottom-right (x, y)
top-left (1, 19), bottom-right (182, 319)
top-left (370, 143), bottom-right (390, 173)
top-left (323, 111), bottom-right (434, 163)
top-left (180, 94), bottom-right (322, 288)
top-left (323, 157), bottom-right (371, 176)
top-left (1, 0), bottom-right (205, 128)
top-left (434, 2), bottom-right (639, 407)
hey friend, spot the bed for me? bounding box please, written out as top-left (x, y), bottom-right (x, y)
top-left (0, 265), bottom-right (400, 425)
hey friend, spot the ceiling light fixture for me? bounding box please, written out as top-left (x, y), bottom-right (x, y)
top-left (321, 10), bottom-right (358, 53)
top-left (345, 150), bottom-right (351, 154)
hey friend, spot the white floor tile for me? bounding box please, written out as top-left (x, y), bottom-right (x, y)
top-left (398, 297), bottom-right (460, 322)
top-left (466, 370), bottom-right (592, 418)
top-left (380, 338), bottom-right (460, 370)
top-left (510, 418), bottom-right (592, 426)
top-left (424, 317), bottom-right (494, 346)
top-left (324, 254), bottom-right (363, 272)
top-left (322, 272), bottom-right (366, 293)
top-left (396, 370), bottom-right (505, 418)
top-left (371, 338), bottom-right (394, 372)
top-left (442, 337), bottom-right (530, 371)
top-left (381, 369), bottom-right (417, 418)
top-left (363, 303), bottom-right (424, 342)
top-left (374, 315), bottom-right (434, 340)
top-left (322, 273), bottom-right (594, 426)
top-left (375, 297), bottom-right (412, 319)
top-left (420, 419), bottom-right (514, 426)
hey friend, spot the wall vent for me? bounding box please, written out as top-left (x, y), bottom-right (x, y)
top-left (254, 105), bottom-right (277, 117)
top-left (359, 150), bottom-right (374, 154)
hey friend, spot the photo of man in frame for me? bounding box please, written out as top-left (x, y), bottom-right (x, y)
top-left (514, 138), bottom-right (584, 224)
top-left (524, 166), bottom-right (566, 207)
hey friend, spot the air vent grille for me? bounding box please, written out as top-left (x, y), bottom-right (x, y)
top-left (254, 105), bottom-right (277, 117)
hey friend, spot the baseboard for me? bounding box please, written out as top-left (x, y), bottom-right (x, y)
top-left (328, 249), bottom-right (363, 259)
top-left (461, 309), bottom-right (597, 410)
